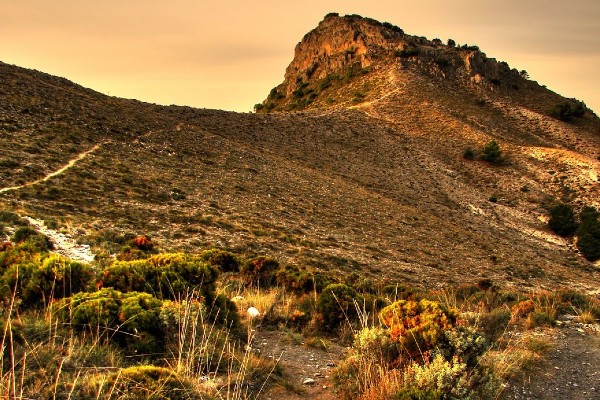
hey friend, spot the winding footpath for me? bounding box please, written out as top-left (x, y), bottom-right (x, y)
top-left (1, 143), bottom-right (103, 262)
top-left (0, 142), bottom-right (103, 194)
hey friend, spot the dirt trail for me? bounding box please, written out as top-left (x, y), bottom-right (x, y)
top-left (502, 321), bottom-right (600, 400)
top-left (25, 217), bottom-right (95, 263)
top-left (0, 142), bottom-right (104, 194)
top-left (254, 330), bottom-right (348, 400)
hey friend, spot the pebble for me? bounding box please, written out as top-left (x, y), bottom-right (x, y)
top-left (303, 378), bottom-right (316, 385)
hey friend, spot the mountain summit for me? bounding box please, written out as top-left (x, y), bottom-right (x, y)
top-left (257, 13), bottom-right (594, 119)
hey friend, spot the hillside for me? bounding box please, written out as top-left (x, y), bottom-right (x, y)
top-left (1, 14), bottom-right (599, 294)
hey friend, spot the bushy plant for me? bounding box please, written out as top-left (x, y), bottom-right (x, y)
top-left (55, 288), bottom-right (165, 352)
top-left (478, 308), bottom-right (511, 341)
top-left (208, 293), bottom-right (244, 338)
top-left (200, 248), bottom-right (240, 272)
top-left (276, 264), bottom-right (315, 293)
top-left (80, 366), bottom-right (208, 399)
top-left (548, 203), bottom-right (578, 236)
top-left (525, 311), bottom-right (555, 329)
top-left (393, 387), bottom-right (442, 399)
top-left (11, 226), bottom-right (38, 243)
top-left (353, 327), bottom-right (399, 365)
top-left (11, 227), bottom-right (53, 251)
top-left (443, 326), bottom-right (487, 367)
top-left (511, 299), bottom-right (535, 320)
top-left (550, 101), bottom-right (586, 122)
top-left (0, 253), bottom-right (93, 308)
top-left (317, 283), bottom-right (362, 331)
top-left (576, 206), bottom-right (600, 261)
top-left (480, 140), bottom-right (504, 165)
top-left (462, 147), bottom-right (475, 160)
top-left (379, 299), bottom-right (457, 358)
top-left (98, 253), bottom-right (219, 300)
top-left (26, 255), bottom-right (93, 305)
top-left (240, 256), bottom-right (279, 287)
top-left (404, 355), bottom-right (469, 398)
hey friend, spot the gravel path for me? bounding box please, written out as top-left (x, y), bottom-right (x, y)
top-left (502, 321), bottom-right (600, 400)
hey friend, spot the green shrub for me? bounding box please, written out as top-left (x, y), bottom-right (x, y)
top-left (81, 366), bottom-right (207, 399)
top-left (26, 255), bottom-right (93, 305)
top-left (317, 283), bottom-right (362, 331)
top-left (526, 311), bottom-right (555, 329)
top-left (353, 327), bottom-right (399, 365)
top-left (576, 206), bottom-right (600, 261)
top-left (0, 253), bottom-right (93, 308)
top-left (443, 326), bottom-right (487, 367)
top-left (550, 101), bottom-right (585, 122)
top-left (548, 203), bottom-right (578, 236)
top-left (480, 141), bottom-right (504, 165)
top-left (393, 387), bottom-right (442, 400)
top-left (200, 248), bottom-right (240, 272)
top-left (98, 253), bottom-right (219, 300)
top-left (11, 226), bottom-right (54, 252)
top-left (462, 147), bottom-right (475, 160)
top-left (478, 308), bottom-right (511, 341)
top-left (403, 355), bottom-right (474, 398)
top-left (240, 256), bottom-right (279, 287)
top-left (55, 289), bottom-right (165, 352)
top-left (276, 264), bottom-right (315, 293)
top-left (379, 299), bottom-right (457, 358)
top-left (207, 294), bottom-right (244, 338)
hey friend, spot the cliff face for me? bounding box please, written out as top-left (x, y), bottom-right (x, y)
top-left (258, 14), bottom-right (524, 112)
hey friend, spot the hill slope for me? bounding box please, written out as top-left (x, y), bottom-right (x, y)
top-left (1, 14), bottom-right (599, 292)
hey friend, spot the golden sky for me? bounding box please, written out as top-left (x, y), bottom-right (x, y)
top-left (1, 0), bottom-right (599, 113)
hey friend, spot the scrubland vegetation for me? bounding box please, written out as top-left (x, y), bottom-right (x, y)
top-left (1, 212), bottom-right (598, 399)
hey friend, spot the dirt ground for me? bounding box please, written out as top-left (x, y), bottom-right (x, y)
top-left (252, 330), bottom-right (348, 400)
top-left (501, 320), bottom-right (600, 400)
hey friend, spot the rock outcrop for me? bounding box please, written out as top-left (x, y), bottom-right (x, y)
top-left (257, 13), bottom-right (527, 112)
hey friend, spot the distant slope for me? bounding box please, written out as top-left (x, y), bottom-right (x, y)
top-left (1, 15), bottom-right (599, 292)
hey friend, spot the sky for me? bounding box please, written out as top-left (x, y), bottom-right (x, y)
top-left (1, 1), bottom-right (599, 113)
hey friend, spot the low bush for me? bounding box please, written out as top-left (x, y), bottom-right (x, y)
top-left (478, 308), bottom-right (511, 341)
top-left (480, 140), bottom-right (504, 165)
top-left (379, 299), bottom-right (457, 358)
top-left (576, 206), bottom-right (600, 261)
top-left (98, 253), bottom-right (219, 300)
top-left (550, 101), bottom-right (585, 122)
top-left (0, 253), bottom-right (93, 308)
top-left (548, 203), bottom-right (578, 237)
top-left (200, 248), bottom-right (240, 272)
top-left (276, 264), bottom-right (315, 293)
top-left (54, 289), bottom-right (165, 353)
top-left (240, 256), bottom-right (279, 287)
top-left (317, 283), bottom-right (362, 332)
top-left (79, 365), bottom-right (208, 399)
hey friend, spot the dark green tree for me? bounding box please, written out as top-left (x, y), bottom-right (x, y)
top-left (548, 203), bottom-right (578, 237)
top-left (577, 206), bottom-right (600, 261)
top-left (481, 141), bottom-right (504, 165)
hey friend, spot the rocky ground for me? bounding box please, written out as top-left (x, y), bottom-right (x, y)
top-left (253, 330), bottom-right (347, 400)
top-left (502, 319), bottom-right (600, 400)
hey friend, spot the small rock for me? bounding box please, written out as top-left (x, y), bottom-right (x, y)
top-left (326, 362), bottom-right (336, 367)
top-left (303, 378), bottom-right (316, 385)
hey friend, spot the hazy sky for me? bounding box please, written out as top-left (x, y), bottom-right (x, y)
top-left (1, 1), bottom-right (599, 113)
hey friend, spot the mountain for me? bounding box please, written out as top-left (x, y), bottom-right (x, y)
top-left (1, 14), bottom-right (599, 292)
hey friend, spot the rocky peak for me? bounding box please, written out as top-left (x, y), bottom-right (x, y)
top-left (256, 13), bottom-right (526, 112)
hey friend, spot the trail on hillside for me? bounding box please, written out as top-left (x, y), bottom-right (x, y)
top-left (0, 142), bottom-right (104, 194)
top-left (25, 217), bottom-right (96, 263)
top-left (255, 330), bottom-right (347, 400)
